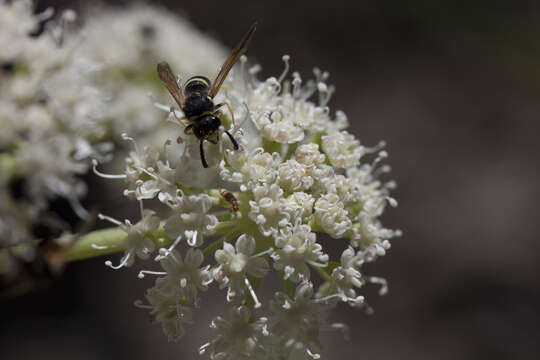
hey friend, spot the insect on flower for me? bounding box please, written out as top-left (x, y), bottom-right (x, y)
top-left (157, 22), bottom-right (257, 168)
top-left (219, 188), bottom-right (239, 212)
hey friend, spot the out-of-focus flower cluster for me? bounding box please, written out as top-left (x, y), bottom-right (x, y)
top-left (0, 0), bottom-right (109, 262)
top-left (94, 49), bottom-right (400, 358)
top-left (0, 1), bottom-right (225, 277)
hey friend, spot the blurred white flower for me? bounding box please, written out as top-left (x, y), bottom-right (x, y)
top-left (138, 248), bottom-right (212, 306)
top-left (0, 1), bottom-right (110, 251)
top-left (199, 306), bottom-right (269, 359)
top-left (269, 282), bottom-right (345, 359)
top-left (213, 235), bottom-right (270, 305)
top-left (164, 193), bottom-right (218, 247)
top-left (136, 285), bottom-right (194, 342)
top-left (98, 209), bottom-right (159, 269)
top-left (272, 221), bottom-right (328, 282)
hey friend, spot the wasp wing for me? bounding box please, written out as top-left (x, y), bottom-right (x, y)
top-left (209, 22), bottom-right (257, 98)
top-left (157, 61), bottom-right (185, 108)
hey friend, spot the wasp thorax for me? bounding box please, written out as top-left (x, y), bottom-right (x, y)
top-left (184, 76), bottom-right (211, 95)
top-left (183, 93), bottom-right (214, 119)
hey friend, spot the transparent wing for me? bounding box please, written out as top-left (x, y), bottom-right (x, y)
top-left (157, 61), bottom-right (184, 108)
top-left (209, 22), bottom-right (257, 98)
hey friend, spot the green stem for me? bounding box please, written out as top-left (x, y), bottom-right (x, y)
top-left (282, 278), bottom-right (294, 298)
top-left (202, 228), bottom-right (241, 258)
top-left (262, 138), bottom-right (282, 155)
top-left (283, 142), bottom-right (298, 161)
top-left (66, 218), bottom-right (241, 263)
top-left (66, 223), bottom-right (170, 262)
top-left (308, 131), bottom-right (324, 147)
top-left (0, 153), bottom-right (16, 180)
top-left (313, 264), bottom-right (332, 282)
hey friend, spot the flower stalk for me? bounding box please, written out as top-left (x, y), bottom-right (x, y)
top-left (66, 223), bottom-right (169, 262)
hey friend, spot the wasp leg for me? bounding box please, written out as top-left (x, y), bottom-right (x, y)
top-left (224, 130), bottom-right (239, 150)
top-left (170, 107), bottom-right (191, 126)
top-left (184, 124), bottom-right (194, 135)
top-left (215, 102), bottom-right (236, 128)
top-left (200, 139), bottom-right (208, 168)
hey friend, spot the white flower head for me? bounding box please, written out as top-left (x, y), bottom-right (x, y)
top-left (135, 286), bottom-right (194, 342)
top-left (321, 130), bottom-right (365, 169)
top-left (317, 247), bottom-right (368, 307)
top-left (98, 209), bottom-right (160, 269)
top-left (220, 147), bottom-right (280, 190)
top-left (0, 1), bottom-right (38, 56)
top-left (164, 193), bottom-right (218, 247)
top-left (295, 143), bottom-right (326, 167)
top-left (245, 75), bottom-right (305, 144)
top-left (248, 183), bottom-right (291, 237)
top-left (283, 192), bottom-right (315, 220)
top-left (269, 282), bottom-right (345, 359)
top-left (272, 221), bottom-right (328, 282)
top-left (213, 234), bottom-right (269, 306)
top-left (199, 306), bottom-right (269, 360)
top-left (258, 108), bottom-right (305, 144)
top-left (314, 193), bottom-right (352, 238)
top-left (278, 159), bottom-right (313, 192)
top-left (232, 57), bottom-right (340, 143)
top-left (0, 0), bottom-right (116, 255)
top-left (138, 248), bottom-right (212, 306)
top-left (15, 134), bottom-right (88, 202)
top-left (123, 136), bottom-right (162, 200)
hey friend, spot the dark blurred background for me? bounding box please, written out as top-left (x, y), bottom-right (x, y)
top-left (2, 1), bottom-right (540, 359)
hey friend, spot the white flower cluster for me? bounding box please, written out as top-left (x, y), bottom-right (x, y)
top-left (94, 48), bottom-right (400, 358)
top-left (0, 1), bottom-right (401, 357)
top-left (0, 0), bottom-right (111, 259)
top-left (0, 1), bottom-right (226, 275)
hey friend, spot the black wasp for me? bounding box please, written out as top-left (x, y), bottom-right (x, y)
top-left (157, 23), bottom-right (257, 168)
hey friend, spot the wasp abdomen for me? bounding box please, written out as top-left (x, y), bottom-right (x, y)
top-left (184, 76), bottom-right (211, 95)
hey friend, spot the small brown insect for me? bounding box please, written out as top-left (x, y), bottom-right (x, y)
top-left (219, 188), bottom-right (239, 212)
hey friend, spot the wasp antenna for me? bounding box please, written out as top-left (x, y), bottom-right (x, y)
top-left (224, 130), bottom-right (239, 150)
top-left (200, 139), bottom-right (209, 168)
